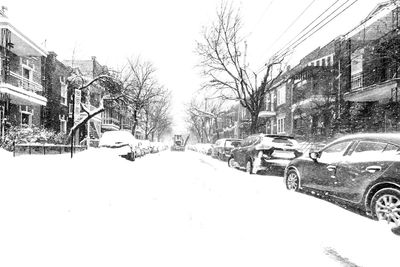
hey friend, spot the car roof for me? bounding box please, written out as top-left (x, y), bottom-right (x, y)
top-left (262, 134), bottom-right (295, 139)
top-left (334, 133), bottom-right (400, 145)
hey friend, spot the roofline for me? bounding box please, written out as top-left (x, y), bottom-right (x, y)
top-left (0, 21), bottom-right (47, 56)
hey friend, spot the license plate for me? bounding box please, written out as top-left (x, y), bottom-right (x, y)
top-left (272, 150), bottom-right (295, 159)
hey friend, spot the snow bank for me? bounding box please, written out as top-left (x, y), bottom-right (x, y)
top-left (0, 149), bottom-right (398, 267)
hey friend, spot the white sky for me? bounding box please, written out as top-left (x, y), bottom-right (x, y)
top-left (3, 0), bottom-right (385, 132)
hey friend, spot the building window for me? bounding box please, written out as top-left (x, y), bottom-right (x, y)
top-left (322, 58), bottom-right (326, 67)
top-left (351, 48), bottom-right (364, 75)
top-left (59, 115), bottom-right (67, 133)
top-left (316, 60), bottom-right (320, 66)
top-left (60, 77), bottom-right (68, 106)
top-left (270, 90), bottom-right (275, 111)
top-left (277, 117), bottom-right (285, 134)
top-left (277, 85), bottom-right (286, 106)
top-left (20, 105), bottom-right (33, 126)
top-left (266, 93), bottom-right (271, 111)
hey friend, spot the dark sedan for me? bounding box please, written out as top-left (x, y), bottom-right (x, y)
top-left (284, 133), bottom-right (400, 226)
top-left (228, 134), bottom-right (302, 175)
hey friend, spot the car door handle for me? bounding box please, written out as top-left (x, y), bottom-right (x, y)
top-left (327, 165), bottom-right (337, 172)
top-left (366, 166), bottom-right (382, 173)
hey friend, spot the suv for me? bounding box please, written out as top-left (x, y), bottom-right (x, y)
top-left (228, 134), bottom-right (302, 174)
top-left (212, 138), bottom-right (242, 161)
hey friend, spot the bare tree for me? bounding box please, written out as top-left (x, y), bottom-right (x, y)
top-left (120, 57), bottom-right (165, 136)
top-left (67, 71), bottom-right (122, 138)
top-left (185, 96), bottom-right (225, 143)
top-left (196, 2), bottom-right (286, 134)
top-left (143, 88), bottom-right (173, 141)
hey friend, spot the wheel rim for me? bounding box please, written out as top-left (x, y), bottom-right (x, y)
top-left (246, 161), bottom-right (252, 173)
top-left (375, 194), bottom-right (400, 225)
top-left (286, 172), bottom-right (298, 190)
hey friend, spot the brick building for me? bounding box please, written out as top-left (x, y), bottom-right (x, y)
top-left (340, 1), bottom-right (400, 133)
top-left (43, 51), bottom-right (71, 134)
top-left (0, 9), bottom-right (47, 138)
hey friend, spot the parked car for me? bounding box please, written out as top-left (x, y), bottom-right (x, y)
top-left (212, 138), bottom-right (242, 161)
top-left (98, 130), bottom-right (138, 161)
top-left (284, 133), bottom-right (400, 226)
top-left (228, 134), bottom-right (302, 174)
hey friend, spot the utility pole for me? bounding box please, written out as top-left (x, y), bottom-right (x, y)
top-left (86, 89), bottom-right (91, 149)
top-left (70, 92), bottom-right (75, 158)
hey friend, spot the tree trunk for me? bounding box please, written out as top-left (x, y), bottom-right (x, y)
top-left (214, 117), bottom-right (220, 140)
top-left (131, 109), bottom-right (138, 136)
top-left (250, 113), bottom-right (258, 134)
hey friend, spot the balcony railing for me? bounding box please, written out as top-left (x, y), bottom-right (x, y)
top-left (7, 71), bottom-right (43, 93)
top-left (351, 73), bottom-right (363, 91)
top-left (102, 117), bottom-right (120, 126)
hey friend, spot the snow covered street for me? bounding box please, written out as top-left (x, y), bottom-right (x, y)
top-left (0, 149), bottom-right (399, 267)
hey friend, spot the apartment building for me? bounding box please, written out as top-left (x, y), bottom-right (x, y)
top-left (341, 1), bottom-right (400, 132)
top-left (0, 9), bottom-right (47, 137)
top-left (43, 51), bottom-right (71, 134)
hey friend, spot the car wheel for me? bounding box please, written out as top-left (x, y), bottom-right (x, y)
top-left (371, 188), bottom-right (400, 225)
top-left (127, 151), bottom-right (135, 161)
top-left (246, 159), bottom-right (253, 174)
top-left (286, 169), bottom-right (299, 191)
top-left (228, 157), bottom-right (235, 168)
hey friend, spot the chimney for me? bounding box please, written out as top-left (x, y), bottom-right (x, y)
top-left (1, 6), bottom-right (8, 17)
top-left (91, 56), bottom-right (97, 78)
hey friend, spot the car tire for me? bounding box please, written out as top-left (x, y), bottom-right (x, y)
top-left (246, 159), bottom-right (254, 174)
top-left (371, 188), bottom-right (400, 225)
top-left (286, 169), bottom-right (299, 191)
top-left (128, 151), bottom-right (135, 161)
top-left (228, 157), bottom-right (235, 168)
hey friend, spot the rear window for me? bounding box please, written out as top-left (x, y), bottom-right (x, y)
top-left (271, 137), bottom-right (298, 147)
top-left (226, 140), bottom-right (241, 147)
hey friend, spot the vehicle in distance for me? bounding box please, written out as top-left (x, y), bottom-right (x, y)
top-left (284, 133), bottom-right (400, 226)
top-left (171, 134), bottom-right (187, 151)
top-left (98, 130), bottom-right (138, 161)
top-left (228, 134), bottom-right (302, 175)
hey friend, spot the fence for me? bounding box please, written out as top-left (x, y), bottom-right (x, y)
top-left (13, 143), bottom-right (87, 157)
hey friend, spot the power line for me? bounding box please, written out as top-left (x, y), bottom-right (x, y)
top-left (270, 0), bottom-right (340, 62)
top-left (290, 0), bottom-right (359, 52)
top-left (240, 0), bottom-right (275, 42)
top-left (266, 0), bottom-right (317, 54)
top-left (257, 0), bottom-right (359, 74)
top-left (272, 0), bottom-right (354, 62)
top-left (255, 0), bottom-right (340, 74)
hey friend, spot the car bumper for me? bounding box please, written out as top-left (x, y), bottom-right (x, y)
top-left (254, 158), bottom-right (292, 175)
top-left (99, 146), bottom-right (132, 157)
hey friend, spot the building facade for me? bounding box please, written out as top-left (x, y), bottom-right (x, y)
top-left (43, 51), bottom-right (71, 134)
top-left (0, 10), bottom-right (47, 138)
top-left (341, 1), bottom-right (400, 133)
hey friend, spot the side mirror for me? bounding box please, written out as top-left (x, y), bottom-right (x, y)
top-left (309, 152), bottom-right (320, 161)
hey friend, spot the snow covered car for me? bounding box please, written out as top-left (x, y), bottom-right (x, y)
top-left (284, 133), bottom-right (400, 226)
top-left (99, 130), bottom-right (138, 161)
top-left (228, 134), bottom-right (302, 174)
top-left (212, 138), bottom-right (242, 161)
